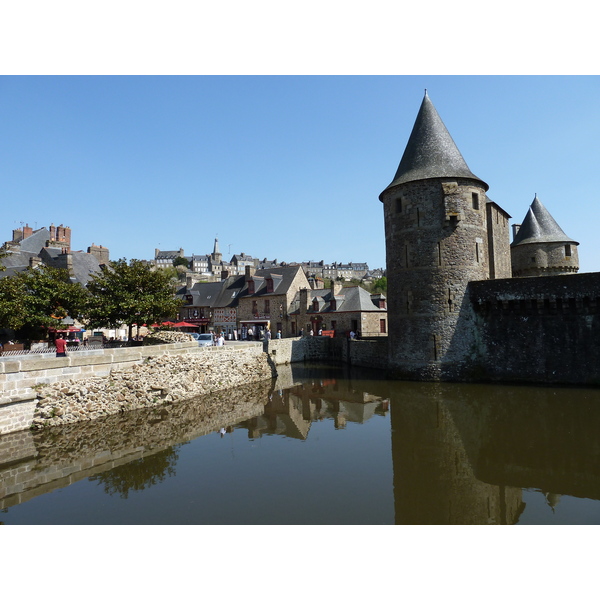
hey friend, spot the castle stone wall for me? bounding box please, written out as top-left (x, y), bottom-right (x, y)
top-left (486, 203), bottom-right (512, 279)
top-left (469, 272), bottom-right (600, 385)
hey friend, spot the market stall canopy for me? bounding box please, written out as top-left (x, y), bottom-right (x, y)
top-left (174, 321), bottom-right (197, 328)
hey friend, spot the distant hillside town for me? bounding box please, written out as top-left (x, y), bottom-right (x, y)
top-left (153, 238), bottom-right (385, 285)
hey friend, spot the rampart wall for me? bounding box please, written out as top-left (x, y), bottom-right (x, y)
top-left (264, 336), bottom-right (388, 370)
top-left (469, 272), bottom-right (600, 385)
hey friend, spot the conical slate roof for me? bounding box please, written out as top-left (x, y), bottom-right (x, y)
top-left (511, 195), bottom-right (578, 247)
top-left (380, 92), bottom-right (488, 199)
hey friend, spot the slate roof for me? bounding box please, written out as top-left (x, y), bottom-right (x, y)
top-left (511, 195), bottom-right (577, 247)
top-left (337, 286), bottom-right (386, 312)
top-left (0, 251), bottom-right (39, 269)
top-left (291, 286), bottom-right (386, 315)
top-left (242, 266), bottom-right (305, 298)
top-left (183, 281), bottom-right (227, 308)
top-left (380, 91), bottom-right (488, 198)
top-left (68, 252), bottom-right (104, 285)
top-left (17, 228), bottom-right (51, 254)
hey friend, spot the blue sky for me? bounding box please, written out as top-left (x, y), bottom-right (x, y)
top-left (2, 75), bottom-right (600, 272)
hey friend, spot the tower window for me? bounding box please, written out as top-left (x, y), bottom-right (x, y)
top-left (475, 242), bottom-right (480, 263)
top-left (472, 193), bottom-right (480, 210)
top-left (565, 245), bottom-right (572, 257)
top-left (395, 197), bottom-right (402, 213)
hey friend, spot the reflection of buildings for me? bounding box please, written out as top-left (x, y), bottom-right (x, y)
top-left (238, 377), bottom-right (390, 440)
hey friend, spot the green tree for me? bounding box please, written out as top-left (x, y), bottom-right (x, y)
top-left (172, 256), bottom-right (189, 268)
top-left (0, 265), bottom-right (88, 339)
top-left (84, 259), bottom-right (183, 340)
top-left (371, 276), bottom-right (388, 294)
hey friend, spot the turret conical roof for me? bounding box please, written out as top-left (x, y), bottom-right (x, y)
top-left (380, 92), bottom-right (488, 199)
top-left (511, 195), bottom-right (578, 247)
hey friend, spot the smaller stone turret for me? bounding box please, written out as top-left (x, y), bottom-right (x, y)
top-left (511, 195), bottom-right (579, 277)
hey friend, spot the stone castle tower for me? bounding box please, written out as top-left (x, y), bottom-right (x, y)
top-left (379, 92), bottom-right (499, 381)
top-left (511, 194), bottom-right (579, 277)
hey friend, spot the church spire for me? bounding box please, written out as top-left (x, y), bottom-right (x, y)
top-left (380, 93), bottom-right (487, 199)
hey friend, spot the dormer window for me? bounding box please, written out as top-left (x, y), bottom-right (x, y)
top-left (185, 295), bottom-right (192, 304)
top-left (379, 299), bottom-right (386, 309)
top-left (312, 299), bottom-right (319, 312)
top-left (266, 278), bottom-right (274, 293)
top-left (330, 298), bottom-right (336, 310)
top-left (248, 280), bottom-right (255, 294)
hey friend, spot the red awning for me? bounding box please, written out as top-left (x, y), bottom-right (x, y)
top-left (173, 321), bottom-right (197, 328)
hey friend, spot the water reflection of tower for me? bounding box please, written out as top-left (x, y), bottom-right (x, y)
top-left (389, 383), bottom-right (524, 525)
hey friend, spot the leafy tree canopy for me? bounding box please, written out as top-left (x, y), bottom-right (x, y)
top-left (371, 276), bottom-right (387, 294)
top-left (84, 259), bottom-right (183, 338)
top-left (172, 256), bottom-right (189, 268)
top-left (0, 265), bottom-right (88, 337)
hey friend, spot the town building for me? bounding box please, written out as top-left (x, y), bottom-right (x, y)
top-left (291, 281), bottom-right (387, 337)
top-left (1, 223), bottom-right (108, 286)
top-left (154, 248), bottom-right (185, 269)
top-left (236, 265), bottom-right (310, 338)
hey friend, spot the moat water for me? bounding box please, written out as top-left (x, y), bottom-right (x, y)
top-left (2, 362), bottom-right (600, 525)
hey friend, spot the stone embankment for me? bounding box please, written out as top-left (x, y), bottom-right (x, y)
top-left (31, 346), bottom-right (274, 430)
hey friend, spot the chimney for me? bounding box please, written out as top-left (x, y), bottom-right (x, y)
top-left (299, 288), bottom-right (309, 316)
top-left (245, 265), bottom-right (256, 278)
top-left (332, 281), bottom-right (343, 296)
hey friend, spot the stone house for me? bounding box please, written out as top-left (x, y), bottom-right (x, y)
top-left (236, 265), bottom-right (311, 338)
top-left (291, 281), bottom-right (388, 337)
top-left (177, 280), bottom-right (225, 332)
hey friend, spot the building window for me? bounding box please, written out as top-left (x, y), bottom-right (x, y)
top-left (252, 300), bottom-right (258, 315)
top-left (565, 245), bottom-right (572, 257)
top-left (472, 192), bottom-right (479, 210)
top-left (264, 299), bottom-right (270, 313)
top-left (380, 319), bottom-right (387, 333)
top-left (331, 320), bottom-right (336, 330)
